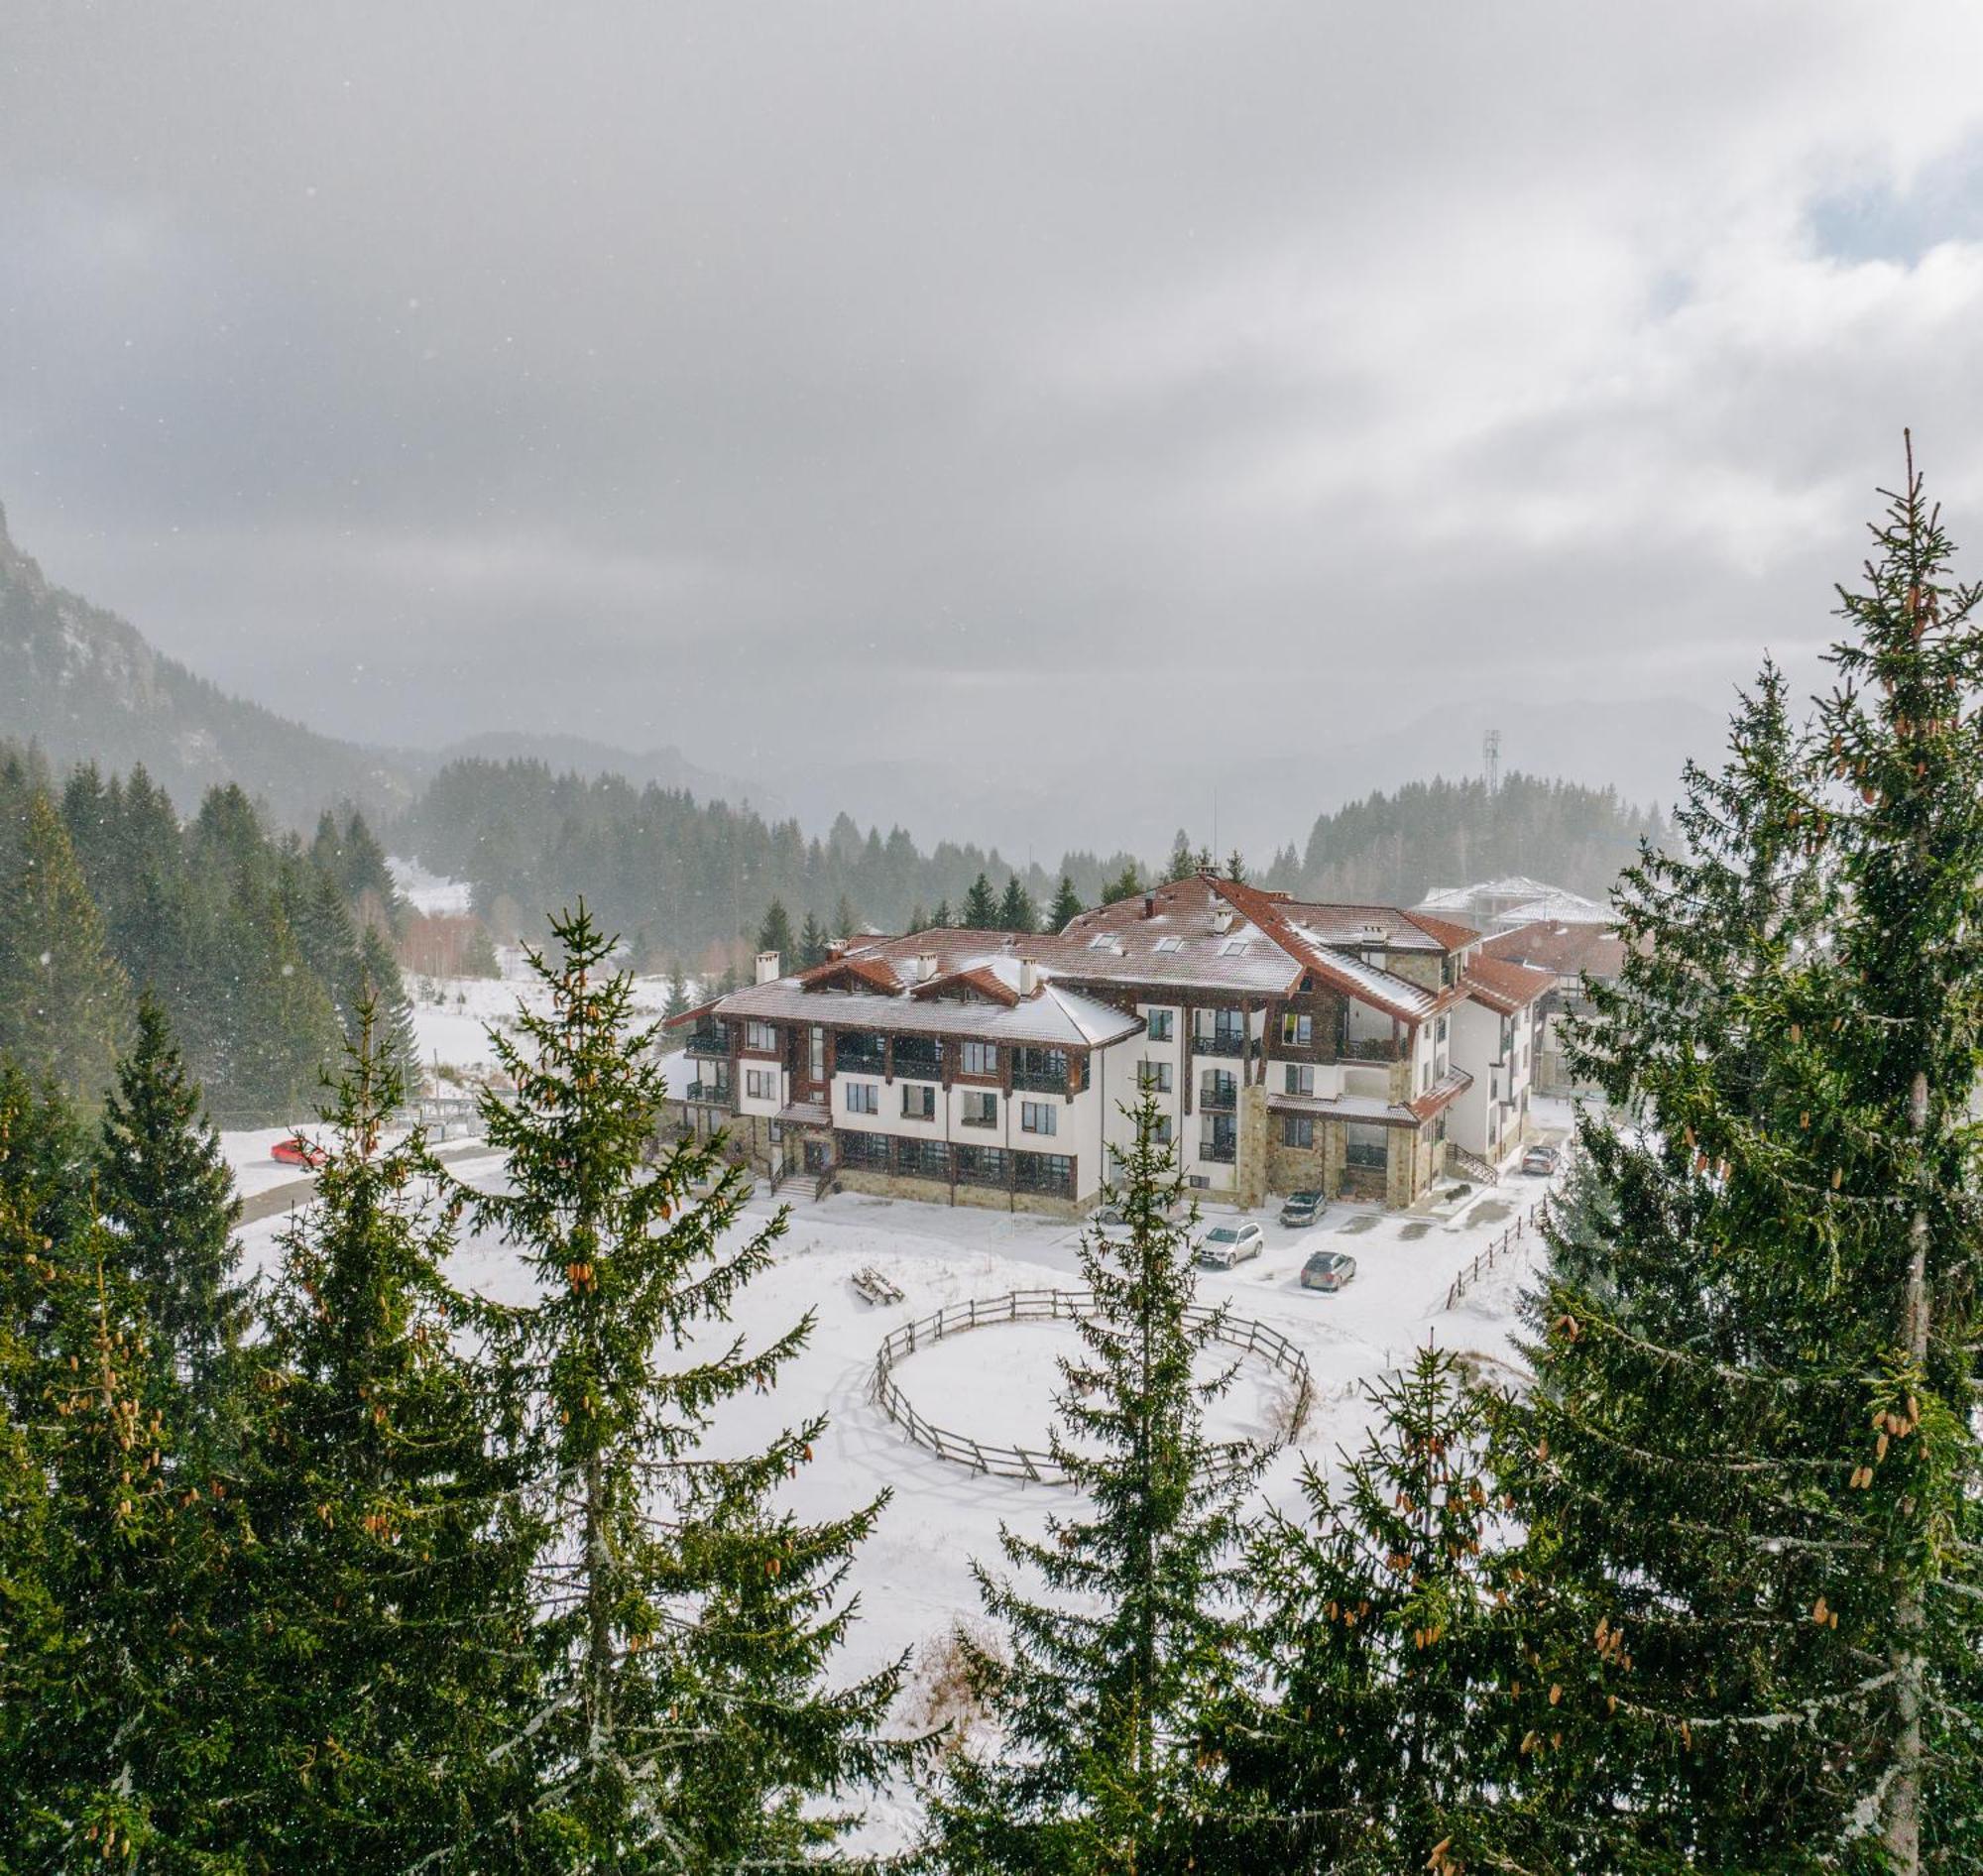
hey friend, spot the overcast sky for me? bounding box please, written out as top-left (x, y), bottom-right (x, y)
top-left (7, 4), bottom-right (1983, 851)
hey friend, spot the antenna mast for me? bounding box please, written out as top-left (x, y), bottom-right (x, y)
top-left (1483, 728), bottom-right (1501, 795)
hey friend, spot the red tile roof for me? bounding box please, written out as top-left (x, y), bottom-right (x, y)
top-left (1460, 954), bottom-right (1558, 1015)
top-left (1481, 919), bottom-right (1628, 983)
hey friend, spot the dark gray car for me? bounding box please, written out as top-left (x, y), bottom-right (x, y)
top-left (1279, 1190), bottom-right (1323, 1228)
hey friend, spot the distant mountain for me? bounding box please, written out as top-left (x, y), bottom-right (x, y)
top-left (430, 730), bottom-right (774, 815)
top-left (0, 504), bottom-right (777, 829)
top-left (0, 501), bottom-right (417, 826)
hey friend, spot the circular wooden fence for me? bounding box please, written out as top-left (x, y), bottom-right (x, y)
top-left (870, 1287), bottom-right (1315, 1485)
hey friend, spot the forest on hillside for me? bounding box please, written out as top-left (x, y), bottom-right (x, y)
top-left (0, 743), bottom-right (417, 1122)
top-left (398, 757), bottom-right (1660, 967)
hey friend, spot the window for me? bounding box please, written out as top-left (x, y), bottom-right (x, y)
top-left (839, 1130), bottom-right (887, 1169)
top-left (961, 1090), bottom-right (997, 1127)
top-left (809, 1025), bottom-right (825, 1081)
top-left (1188, 1174), bottom-right (1211, 1190)
top-left (1153, 936), bottom-right (1184, 954)
top-left (1280, 1011), bottom-right (1313, 1048)
top-left (1021, 1101), bottom-right (1058, 1136)
top-left (956, 1144), bottom-right (1006, 1186)
top-left (745, 1020), bottom-right (777, 1053)
top-left (1137, 1060), bottom-right (1173, 1093)
top-left (1284, 1063), bottom-right (1315, 1097)
top-left (745, 1068), bottom-right (775, 1102)
top-left (1145, 1008), bottom-right (1174, 1042)
top-left (901, 1084), bottom-right (935, 1119)
top-left (1437, 1014), bottom-right (1449, 1044)
top-left (1345, 1122), bottom-right (1387, 1169)
top-left (896, 1137), bottom-right (949, 1179)
top-left (845, 1082), bottom-right (878, 1115)
top-left (961, 1040), bottom-right (998, 1077)
top-left (1152, 1115), bottom-right (1174, 1146)
top-left (1221, 939), bottom-right (1249, 957)
top-left (1015, 1150), bottom-right (1074, 1195)
top-left (1202, 1071), bottom-right (1236, 1108)
top-left (1283, 1114), bottom-right (1315, 1148)
top-left (1088, 933), bottom-right (1117, 950)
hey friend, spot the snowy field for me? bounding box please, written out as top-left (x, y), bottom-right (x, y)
top-left (226, 1097), bottom-right (1573, 1843)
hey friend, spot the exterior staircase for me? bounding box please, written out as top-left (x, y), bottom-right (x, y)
top-left (1445, 1142), bottom-right (1500, 1187)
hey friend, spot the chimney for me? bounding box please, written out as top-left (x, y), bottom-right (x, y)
top-left (1212, 909), bottom-right (1233, 935)
top-left (826, 938), bottom-right (847, 962)
top-left (755, 950), bottom-right (780, 985)
top-left (916, 952), bottom-right (939, 983)
top-left (1018, 959), bottom-right (1039, 997)
top-left (1142, 893), bottom-right (1155, 919)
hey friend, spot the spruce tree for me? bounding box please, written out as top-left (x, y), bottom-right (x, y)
top-left (1100, 863), bottom-right (1143, 905)
top-left (758, 897), bottom-right (795, 963)
top-left (927, 1093), bottom-right (1257, 1873)
top-left (930, 897), bottom-right (953, 932)
top-left (1224, 849), bottom-right (1246, 884)
top-left (1505, 451), bottom-right (1983, 1872)
top-left (234, 1010), bottom-right (540, 1867)
top-left (1165, 831), bottom-right (1196, 883)
top-left (1047, 874), bottom-right (1083, 931)
top-left (961, 873), bottom-right (998, 930)
top-left (358, 919), bottom-right (420, 1087)
top-left (470, 905), bottom-right (903, 1865)
top-left (835, 892), bottom-right (859, 940)
top-left (996, 873), bottom-right (1037, 934)
top-left (798, 909), bottom-right (831, 968)
top-left (0, 791), bottom-right (133, 1107)
top-left (95, 995), bottom-right (247, 1438)
top-left (1231, 1347), bottom-right (1528, 1872)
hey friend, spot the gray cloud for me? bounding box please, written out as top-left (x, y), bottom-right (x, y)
top-left (7, 2), bottom-right (1983, 856)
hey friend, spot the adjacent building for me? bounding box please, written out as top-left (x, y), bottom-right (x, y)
top-left (1480, 918), bottom-right (1628, 1094)
top-left (664, 872), bottom-right (1554, 1216)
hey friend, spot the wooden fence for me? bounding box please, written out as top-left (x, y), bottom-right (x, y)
top-left (1443, 1140), bottom-right (1575, 1312)
top-left (870, 1288), bottom-right (1314, 1486)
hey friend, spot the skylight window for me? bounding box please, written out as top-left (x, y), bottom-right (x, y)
top-left (1088, 934), bottom-right (1116, 950)
top-left (1153, 936), bottom-right (1184, 954)
top-left (1221, 939), bottom-right (1249, 957)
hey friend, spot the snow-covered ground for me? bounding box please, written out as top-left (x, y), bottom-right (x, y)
top-left (406, 954), bottom-right (684, 1085)
top-left (388, 855), bottom-right (475, 916)
top-left (229, 1108), bottom-right (1572, 1800)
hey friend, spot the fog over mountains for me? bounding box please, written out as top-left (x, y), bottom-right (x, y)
top-left (3, 498), bottom-right (1710, 857)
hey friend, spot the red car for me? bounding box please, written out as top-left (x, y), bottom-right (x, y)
top-left (271, 1135), bottom-right (328, 1171)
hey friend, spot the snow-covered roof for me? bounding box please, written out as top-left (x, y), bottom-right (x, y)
top-left (707, 970), bottom-right (1143, 1051)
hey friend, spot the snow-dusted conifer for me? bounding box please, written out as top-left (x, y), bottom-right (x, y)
top-left (926, 1091), bottom-right (1257, 1873)
top-left (472, 903), bottom-right (902, 1866)
top-left (1505, 448), bottom-right (1983, 1871)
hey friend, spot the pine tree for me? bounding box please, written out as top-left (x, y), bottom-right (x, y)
top-left (470, 905), bottom-right (903, 1864)
top-left (996, 873), bottom-right (1037, 935)
top-left (0, 791), bottom-right (133, 1107)
top-left (908, 901), bottom-right (928, 935)
top-left (358, 919), bottom-right (420, 1089)
top-left (834, 892), bottom-right (859, 940)
top-left (930, 897), bottom-right (953, 931)
top-left (1047, 874), bottom-right (1082, 931)
top-left (798, 909), bottom-right (831, 968)
top-left (927, 1093), bottom-right (1258, 1873)
top-left (663, 963), bottom-right (692, 1019)
top-left (1224, 849), bottom-right (1246, 884)
top-left (1100, 862), bottom-right (1143, 906)
top-left (95, 995), bottom-right (247, 1439)
top-left (1231, 1347), bottom-right (1528, 1872)
top-left (234, 1010), bottom-right (540, 1866)
top-left (961, 873), bottom-right (999, 930)
top-left (1157, 830), bottom-right (1190, 883)
top-left (758, 896), bottom-right (795, 963)
top-left (1505, 450), bottom-right (1983, 1872)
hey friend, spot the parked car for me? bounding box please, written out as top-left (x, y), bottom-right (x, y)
top-left (1279, 1189), bottom-right (1324, 1229)
top-left (1093, 1200), bottom-right (1183, 1238)
top-left (1521, 1143), bottom-right (1562, 1176)
top-left (1301, 1249), bottom-right (1357, 1292)
top-left (271, 1134), bottom-right (328, 1171)
top-left (1197, 1222), bottom-right (1265, 1268)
